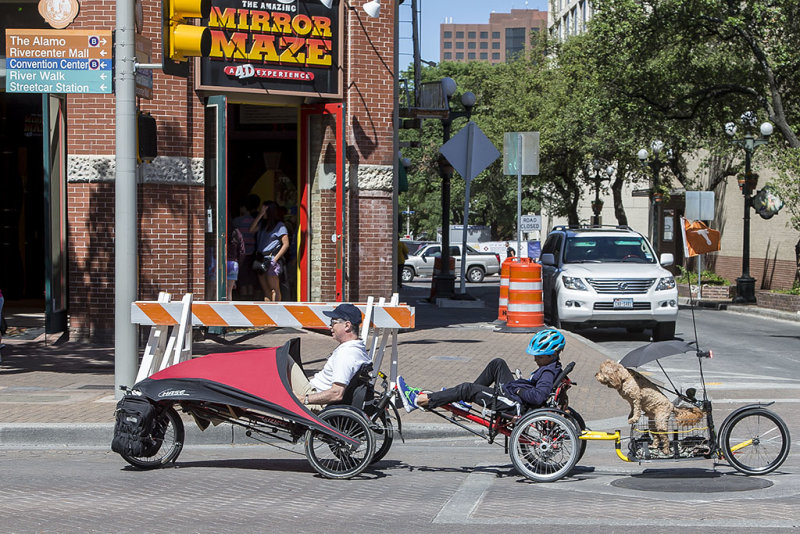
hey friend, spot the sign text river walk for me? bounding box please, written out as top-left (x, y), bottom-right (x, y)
top-left (5, 29), bottom-right (113, 94)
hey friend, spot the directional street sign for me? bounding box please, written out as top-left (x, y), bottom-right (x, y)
top-left (5, 29), bottom-right (113, 94)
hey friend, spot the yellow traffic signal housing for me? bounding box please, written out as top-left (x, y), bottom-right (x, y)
top-left (163, 0), bottom-right (211, 62)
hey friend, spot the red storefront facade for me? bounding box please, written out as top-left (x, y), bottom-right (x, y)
top-left (0, 0), bottom-right (398, 340)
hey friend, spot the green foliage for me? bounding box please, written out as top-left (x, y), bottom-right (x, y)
top-left (676, 266), bottom-right (731, 286)
top-left (771, 281), bottom-right (800, 296)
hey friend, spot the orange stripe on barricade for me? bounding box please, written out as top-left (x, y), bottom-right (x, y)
top-left (384, 306), bottom-right (415, 328)
top-left (235, 304), bottom-right (278, 327)
top-left (286, 305), bottom-right (327, 328)
top-left (137, 303), bottom-right (179, 326)
top-left (192, 303), bottom-right (226, 326)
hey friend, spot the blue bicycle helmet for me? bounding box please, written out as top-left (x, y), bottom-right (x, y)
top-left (526, 328), bottom-right (566, 357)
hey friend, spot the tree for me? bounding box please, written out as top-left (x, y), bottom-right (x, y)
top-left (589, 0), bottom-right (800, 280)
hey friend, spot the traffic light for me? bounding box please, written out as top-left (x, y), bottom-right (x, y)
top-left (162, 0), bottom-right (211, 66)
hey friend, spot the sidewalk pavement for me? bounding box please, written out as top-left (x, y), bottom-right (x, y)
top-left (1, 282), bottom-right (796, 447)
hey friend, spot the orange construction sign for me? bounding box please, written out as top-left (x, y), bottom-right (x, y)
top-left (681, 217), bottom-right (721, 257)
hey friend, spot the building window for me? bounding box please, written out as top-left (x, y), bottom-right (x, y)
top-left (456, 52), bottom-right (464, 59)
top-left (468, 31), bottom-right (476, 39)
top-left (468, 52), bottom-right (476, 59)
top-left (456, 31), bottom-right (464, 38)
top-left (492, 31), bottom-right (500, 39)
top-left (444, 41), bottom-right (452, 49)
top-left (444, 31), bottom-right (452, 38)
top-left (492, 52), bottom-right (500, 60)
top-left (444, 52), bottom-right (452, 59)
top-left (480, 41), bottom-right (488, 49)
top-left (456, 42), bottom-right (464, 49)
top-left (480, 31), bottom-right (488, 39)
top-left (480, 52), bottom-right (488, 59)
top-left (505, 27), bottom-right (526, 59)
top-left (468, 42), bottom-right (476, 49)
top-left (492, 41), bottom-right (500, 49)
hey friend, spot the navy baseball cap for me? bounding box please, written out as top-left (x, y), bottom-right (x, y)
top-left (323, 303), bottom-right (362, 326)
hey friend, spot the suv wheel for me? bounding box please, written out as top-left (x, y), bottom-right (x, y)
top-left (551, 301), bottom-right (563, 329)
top-left (653, 321), bottom-right (676, 341)
top-left (401, 266), bottom-right (415, 283)
top-left (466, 266), bottom-right (485, 283)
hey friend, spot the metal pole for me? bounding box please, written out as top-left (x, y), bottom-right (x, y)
top-left (411, 0), bottom-right (421, 107)
top-left (516, 134), bottom-right (522, 259)
top-left (114, 0), bottom-right (138, 398)
top-left (392, 1), bottom-right (400, 294)
top-left (458, 123), bottom-right (475, 294)
top-left (436, 118), bottom-right (454, 299)
top-left (652, 163), bottom-right (660, 255)
top-left (734, 142), bottom-right (756, 303)
top-left (592, 175), bottom-right (601, 226)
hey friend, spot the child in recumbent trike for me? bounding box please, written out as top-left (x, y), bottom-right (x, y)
top-left (395, 329), bottom-right (584, 483)
top-left (397, 329), bottom-right (566, 415)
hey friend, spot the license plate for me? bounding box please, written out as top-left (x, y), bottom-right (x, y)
top-left (613, 298), bottom-right (634, 309)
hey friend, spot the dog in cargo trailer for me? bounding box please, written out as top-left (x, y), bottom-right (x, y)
top-left (595, 359), bottom-right (704, 454)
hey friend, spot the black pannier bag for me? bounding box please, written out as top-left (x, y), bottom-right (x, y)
top-left (111, 396), bottom-right (160, 457)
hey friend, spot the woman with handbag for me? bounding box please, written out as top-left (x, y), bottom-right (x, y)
top-left (249, 201), bottom-right (290, 301)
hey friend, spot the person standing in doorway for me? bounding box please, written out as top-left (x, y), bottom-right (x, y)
top-left (249, 201), bottom-right (290, 302)
top-left (226, 220), bottom-right (245, 301)
top-left (233, 194), bottom-right (260, 298)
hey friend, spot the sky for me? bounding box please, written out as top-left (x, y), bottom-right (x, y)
top-left (397, 0), bottom-right (550, 69)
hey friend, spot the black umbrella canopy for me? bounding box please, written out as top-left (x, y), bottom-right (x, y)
top-left (619, 340), bottom-right (696, 368)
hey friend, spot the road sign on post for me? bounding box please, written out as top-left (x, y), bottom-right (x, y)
top-left (503, 132), bottom-right (540, 260)
top-left (440, 121), bottom-right (501, 295)
top-left (520, 215), bottom-right (542, 232)
top-left (5, 29), bottom-right (113, 94)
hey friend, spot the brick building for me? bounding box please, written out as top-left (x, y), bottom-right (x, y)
top-left (0, 0), bottom-right (399, 340)
top-left (439, 9), bottom-right (547, 64)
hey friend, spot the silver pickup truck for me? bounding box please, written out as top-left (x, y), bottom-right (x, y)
top-left (402, 244), bottom-right (501, 283)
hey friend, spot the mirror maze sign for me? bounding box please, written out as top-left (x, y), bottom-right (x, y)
top-left (198, 0), bottom-right (342, 97)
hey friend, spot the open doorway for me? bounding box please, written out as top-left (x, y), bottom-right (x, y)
top-left (226, 104), bottom-right (299, 302)
top-left (0, 93), bottom-right (46, 336)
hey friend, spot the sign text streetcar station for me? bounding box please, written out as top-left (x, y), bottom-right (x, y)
top-left (5, 29), bottom-right (113, 94)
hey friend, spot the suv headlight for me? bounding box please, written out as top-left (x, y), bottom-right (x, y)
top-left (562, 276), bottom-right (588, 291)
top-left (656, 276), bottom-right (676, 291)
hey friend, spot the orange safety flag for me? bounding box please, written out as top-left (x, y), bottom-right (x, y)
top-left (681, 217), bottom-right (721, 257)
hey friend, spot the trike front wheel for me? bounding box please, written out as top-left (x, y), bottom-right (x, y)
top-left (119, 405), bottom-right (184, 470)
top-left (510, 411), bottom-right (579, 482)
top-left (305, 407), bottom-right (376, 479)
top-left (720, 408), bottom-right (790, 475)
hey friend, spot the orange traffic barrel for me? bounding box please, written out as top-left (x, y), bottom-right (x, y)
top-left (496, 257), bottom-right (514, 322)
top-left (503, 258), bottom-right (544, 332)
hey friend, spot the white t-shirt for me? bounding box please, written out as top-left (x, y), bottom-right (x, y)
top-left (309, 339), bottom-right (370, 391)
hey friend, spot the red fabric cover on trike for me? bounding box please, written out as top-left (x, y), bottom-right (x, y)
top-left (133, 339), bottom-right (360, 447)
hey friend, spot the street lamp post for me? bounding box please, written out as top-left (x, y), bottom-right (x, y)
top-left (725, 111), bottom-right (773, 304)
top-left (433, 77), bottom-right (476, 299)
top-left (637, 140), bottom-right (672, 255)
top-left (590, 160), bottom-right (614, 226)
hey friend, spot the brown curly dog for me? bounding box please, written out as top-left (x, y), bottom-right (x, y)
top-left (595, 359), bottom-right (704, 454)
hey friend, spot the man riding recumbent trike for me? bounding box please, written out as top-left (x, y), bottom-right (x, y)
top-left (396, 329), bottom-right (790, 482)
top-left (111, 303), bottom-right (401, 479)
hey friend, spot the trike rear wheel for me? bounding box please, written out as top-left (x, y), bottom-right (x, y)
top-left (720, 408), bottom-right (790, 475)
top-left (305, 407), bottom-right (376, 479)
top-left (510, 411), bottom-right (579, 482)
top-left (120, 406), bottom-right (184, 470)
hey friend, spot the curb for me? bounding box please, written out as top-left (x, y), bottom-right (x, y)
top-left (678, 298), bottom-right (800, 322)
top-left (0, 422), bottom-right (485, 449)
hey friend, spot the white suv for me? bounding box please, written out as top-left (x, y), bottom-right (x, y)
top-left (540, 226), bottom-right (678, 340)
